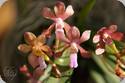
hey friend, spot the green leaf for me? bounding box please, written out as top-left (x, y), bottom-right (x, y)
top-left (44, 69), bottom-right (73, 83)
top-left (114, 41), bottom-right (125, 50)
top-left (44, 76), bottom-right (71, 83)
top-left (54, 48), bottom-right (70, 66)
top-left (60, 48), bottom-right (70, 58)
top-left (102, 56), bottom-right (115, 73)
top-left (92, 53), bottom-right (120, 83)
top-left (17, 0), bottom-right (28, 15)
top-left (90, 70), bottom-right (106, 83)
top-left (92, 53), bottom-right (110, 73)
top-left (77, 0), bottom-right (96, 27)
top-left (38, 64), bottom-right (52, 82)
top-left (61, 69), bottom-right (73, 77)
top-left (105, 45), bottom-right (116, 54)
top-left (54, 58), bottom-right (70, 66)
top-left (44, 77), bottom-right (59, 83)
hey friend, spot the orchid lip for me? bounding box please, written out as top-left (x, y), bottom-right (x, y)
top-left (70, 53), bottom-right (78, 68)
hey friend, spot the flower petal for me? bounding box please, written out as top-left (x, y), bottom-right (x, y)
top-left (28, 53), bottom-right (39, 68)
top-left (93, 34), bottom-right (100, 43)
top-left (77, 45), bottom-right (90, 58)
top-left (42, 7), bottom-right (55, 20)
top-left (98, 27), bottom-right (107, 33)
top-left (37, 34), bottom-right (46, 44)
top-left (54, 1), bottom-right (65, 17)
top-left (80, 30), bottom-right (91, 43)
top-left (109, 25), bottom-right (117, 32)
top-left (24, 32), bottom-right (36, 45)
top-left (55, 28), bottom-right (70, 43)
top-left (111, 32), bottom-right (124, 41)
top-left (63, 5), bottom-right (74, 20)
top-left (38, 57), bottom-right (47, 70)
top-left (70, 53), bottom-right (78, 68)
top-left (95, 48), bottom-right (105, 55)
top-left (71, 26), bottom-right (80, 40)
top-left (64, 22), bottom-right (71, 32)
top-left (63, 22), bottom-right (72, 39)
top-left (18, 44), bottom-right (31, 53)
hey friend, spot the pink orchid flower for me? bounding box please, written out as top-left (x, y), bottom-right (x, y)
top-left (93, 25), bottom-right (124, 55)
top-left (42, 1), bottom-right (74, 37)
top-left (55, 26), bottom-right (91, 68)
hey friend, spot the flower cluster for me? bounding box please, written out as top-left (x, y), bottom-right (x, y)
top-left (41, 1), bottom-right (91, 69)
top-left (18, 1), bottom-right (125, 82)
top-left (93, 25), bottom-right (124, 55)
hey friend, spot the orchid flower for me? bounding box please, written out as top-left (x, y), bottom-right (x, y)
top-left (55, 26), bottom-right (91, 68)
top-left (93, 25), bottom-right (124, 55)
top-left (42, 1), bottom-right (74, 37)
top-left (18, 32), bottom-right (52, 71)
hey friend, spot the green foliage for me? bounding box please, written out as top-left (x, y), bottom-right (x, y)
top-left (77, 0), bottom-right (96, 28)
top-left (39, 65), bottom-right (52, 82)
top-left (105, 44), bottom-right (116, 54)
top-left (54, 47), bottom-right (70, 66)
top-left (44, 69), bottom-right (73, 83)
top-left (91, 54), bottom-right (120, 83)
